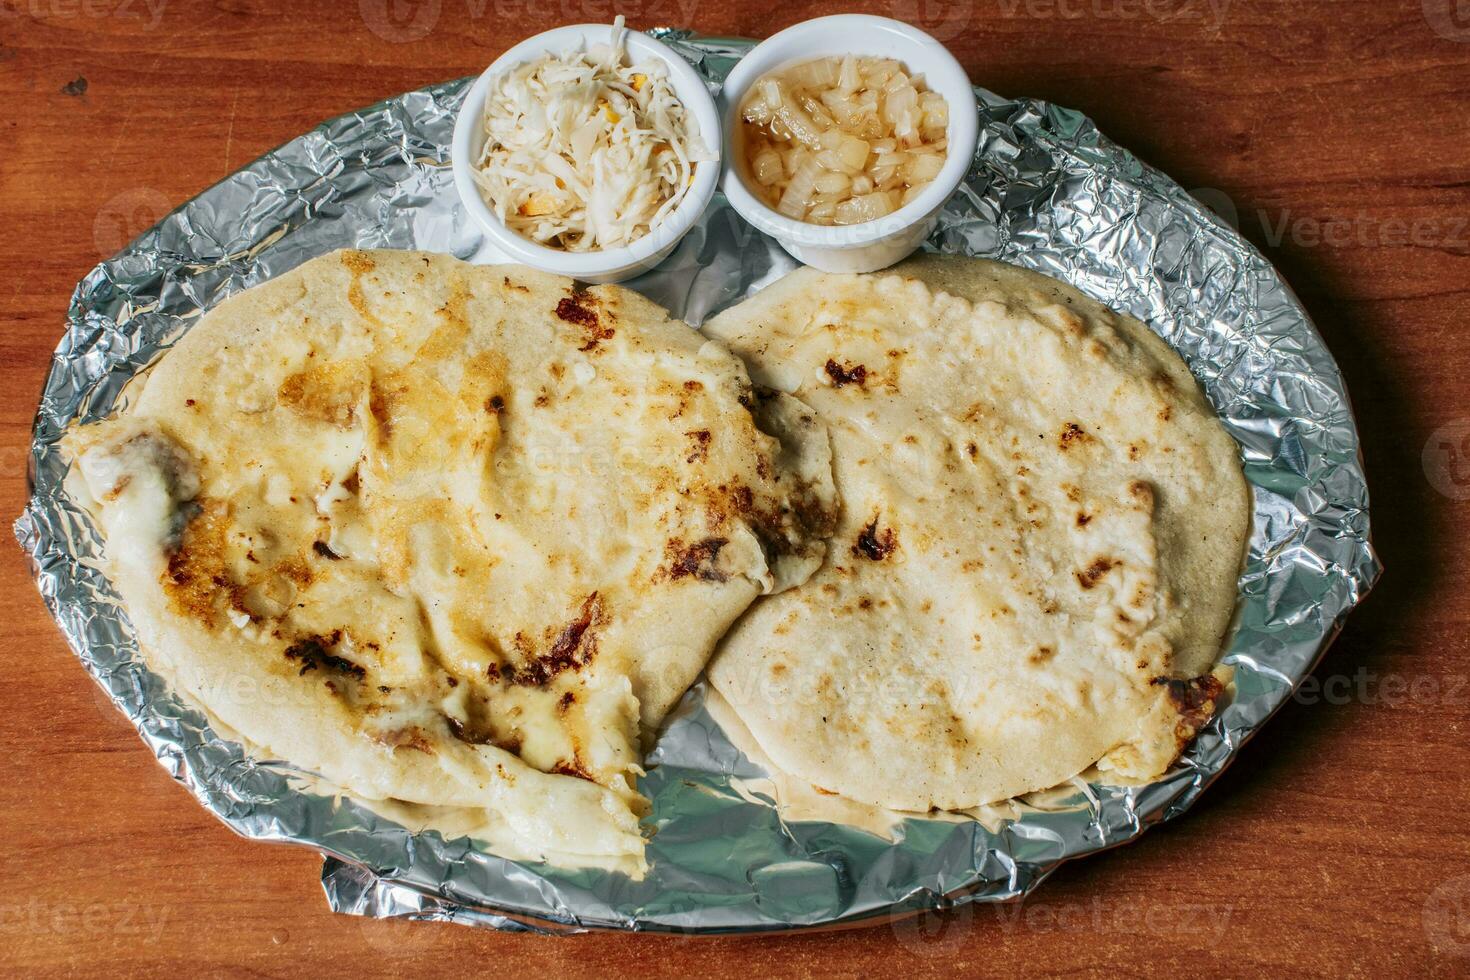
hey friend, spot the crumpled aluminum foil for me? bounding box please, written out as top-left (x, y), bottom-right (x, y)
top-left (16, 30), bottom-right (1380, 934)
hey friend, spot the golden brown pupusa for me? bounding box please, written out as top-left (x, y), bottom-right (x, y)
top-left (703, 255), bottom-right (1249, 812)
top-left (61, 248), bottom-right (838, 870)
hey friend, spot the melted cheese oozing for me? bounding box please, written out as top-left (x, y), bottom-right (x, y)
top-left (61, 250), bottom-right (840, 869)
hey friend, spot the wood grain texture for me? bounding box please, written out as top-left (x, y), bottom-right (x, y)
top-left (1, 0), bottom-right (1466, 975)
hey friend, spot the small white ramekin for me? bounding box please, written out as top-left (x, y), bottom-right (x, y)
top-left (719, 15), bottom-right (979, 274)
top-left (452, 24), bottom-right (721, 284)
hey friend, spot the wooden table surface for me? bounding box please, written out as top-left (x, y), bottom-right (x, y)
top-left (2, 0), bottom-right (1466, 975)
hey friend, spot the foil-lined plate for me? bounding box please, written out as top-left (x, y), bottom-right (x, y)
top-left (16, 31), bottom-right (1379, 934)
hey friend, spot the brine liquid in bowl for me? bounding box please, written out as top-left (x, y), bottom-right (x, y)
top-left (737, 56), bottom-right (949, 226)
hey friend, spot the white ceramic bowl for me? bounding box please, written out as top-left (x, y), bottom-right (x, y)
top-left (452, 25), bottom-right (721, 284)
top-left (719, 15), bottom-right (979, 274)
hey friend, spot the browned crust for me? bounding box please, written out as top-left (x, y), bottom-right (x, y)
top-left (852, 516), bottom-right (898, 561)
top-left (1151, 673), bottom-right (1226, 747)
top-left (1076, 556), bottom-right (1117, 589)
top-left (277, 364), bottom-right (361, 429)
top-left (555, 290), bottom-right (615, 351)
top-left (661, 537), bottom-right (729, 583)
top-left (824, 359), bottom-right (868, 387)
top-left (506, 593), bottom-right (605, 687)
top-left (283, 630), bottom-right (365, 681)
top-left (162, 499), bottom-right (247, 629)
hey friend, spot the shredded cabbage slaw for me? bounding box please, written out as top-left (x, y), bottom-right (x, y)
top-left (472, 17), bottom-right (713, 252)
